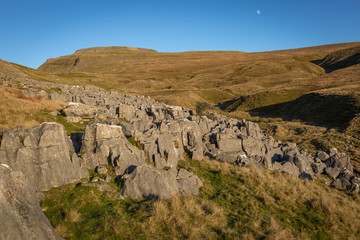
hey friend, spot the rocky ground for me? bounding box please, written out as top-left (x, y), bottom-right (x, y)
top-left (0, 76), bottom-right (359, 239)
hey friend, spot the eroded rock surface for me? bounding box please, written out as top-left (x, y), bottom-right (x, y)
top-left (80, 123), bottom-right (146, 173)
top-left (0, 164), bottom-right (63, 240)
top-left (122, 165), bottom-right (203, 199)
top-left (0, 122), bottom-right (89, 193)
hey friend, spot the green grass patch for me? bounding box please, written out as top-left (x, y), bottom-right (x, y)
top-left (42, 157), bottom-right (360, 239)
top-left (33, 110), bottom-right (89, 135)
top-left (126, 136), bottom-right (142, 150)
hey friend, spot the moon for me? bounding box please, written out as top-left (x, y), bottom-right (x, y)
top-left (256, 9), bottom-right (261, 15)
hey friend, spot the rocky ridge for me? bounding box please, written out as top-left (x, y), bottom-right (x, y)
top-left (1, 76), bottom-right (360, 195)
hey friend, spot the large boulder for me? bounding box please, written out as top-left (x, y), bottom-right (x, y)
top-left (80, 123), bottom-right (146, 174)
top-left (62, 102), bottom-right (113, 123)
top-left (324, 152), bottom-right (353, 179)
top-left (0, 164), bottom-right (63, 240)
top-left (121, 165), bottom-right (203, 199)
top-left (179, 120), bottom-right (205, 160)
top-left (0, 122), bottom-right (89, 192)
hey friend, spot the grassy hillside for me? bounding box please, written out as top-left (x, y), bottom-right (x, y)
top-left (37, 42), bottom-right (360, 108)
top-left (0, 85), bottom-right (64, 132)
top-left (41, 158), bottom-right (360, 240)
top-left (318, 45), bottom-right (360, 72)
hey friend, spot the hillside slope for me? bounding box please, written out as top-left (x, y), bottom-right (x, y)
top-left (38, 42), bottom-right (360, 108)
top-left (318, 45), bottom-right (360, 72)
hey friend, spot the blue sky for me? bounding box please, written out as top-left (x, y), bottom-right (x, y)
top-left (1, 0), bottom-right (359, 69)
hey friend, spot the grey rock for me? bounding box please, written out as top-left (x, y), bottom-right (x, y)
top-left (122, 165), bottom-right (203, 199)
top-left (156, 132), bottom-right (183, 167)
top-left (63, 102), bottom-right (113, 123)
top-left (189, 148), bottom-right (203, 160)
top-left (122, 165), bottom-right (179, 199)
top-left (311, 161), bottom-right (326, 174)
top-left (331, 178), bottom-right (352, 190)
top-left (273, 161), bottom-right (300, 177)
top-left (95, 165), bottom-right (108, 175)
top-left (80, 123), bottom-right (146, 173)
top-left (293, 153), bottom-right (313, 175)
top-left (91, 177), bottom-right (104, 183)
top-left (104, 175), bottom-right (112, 182)
top-left (177, 168), bottom-right (203, 195)
top-left (118, 121), bottom-right (134, 137)
top-left (236, 156), bottom-right (263, 170)
top-left (324, 153), bottom-right (353, 179)
top-left (327, 148), bottom-right (338, 157)
top-left (0, 123), bottom-right (89, 192)
top-left (0, 165), bottom-right (63, 240)
top-left (325, 167), bottom-right (342, 180)
top-left (316, 151), bottom-right (329, 162)
top-left (70, 132), bottom-right (83, 153)
top-left (241, 136), bottom-right (266, 157)
top-left (216, 132), bottom-right (243, 153)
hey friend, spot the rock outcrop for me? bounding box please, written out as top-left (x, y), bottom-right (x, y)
top-left (62, 102), bottom-right (115, 123)
top-left (80, 123), bottom-right (146, 173)
top-left (1, 76), bottom-right (359, 194)
top-left (0, 122), bottom-right (89, 193)
top-left (0, 164), bottom-right (63, 240)
top-left (122, 165), bottom-right (203, 199)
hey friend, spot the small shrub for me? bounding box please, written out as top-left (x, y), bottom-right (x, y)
top-left (196, 101), bottom-right (211, 115)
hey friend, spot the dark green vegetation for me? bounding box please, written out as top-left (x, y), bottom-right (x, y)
top-left (126, 136), bottom-right (143, 150)
top-left (42, 158), bottom-right (360, 240)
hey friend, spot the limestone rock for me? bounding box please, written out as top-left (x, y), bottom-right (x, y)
top-left (80, 123), bottom-right (146, 174)
top-left (177, 168), bottom-right (203, 195)
top-left (324, 153), bottom-right (353, 179)
top-left (63, 102), bottom-right (113, 123)
top-left (0, 165), bottom-right (63, 240)
top-left (122, 165), bottom-right (179, 199)
top-left (0, 122), bottom-right (89, 192)
top-left (95, 165), bottom-right (108, 175)
top-left (122, 165), bottom-right (203, 199)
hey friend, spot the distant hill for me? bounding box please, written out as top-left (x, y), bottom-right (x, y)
top-left (37, 42), bottom-right (360, 108)
top-left (318, 45), bottom-right (360, 72)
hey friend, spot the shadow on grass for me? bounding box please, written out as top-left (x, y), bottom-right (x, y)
top-left (248, 93), bottom-right (359, 131)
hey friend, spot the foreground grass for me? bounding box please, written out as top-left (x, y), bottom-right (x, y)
top-left (42, 158), bottom-right (360, 240)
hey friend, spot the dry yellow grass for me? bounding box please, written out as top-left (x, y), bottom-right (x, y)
top-left (37, 42), bottom-right (360, 109)
top-left (196, 158), bottom-right (360, 239)
top-left (149, 195), bottom-right (227, 239)
top-left (0, 85), bottom-right (64, 132)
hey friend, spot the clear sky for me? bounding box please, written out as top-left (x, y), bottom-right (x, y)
top-left (1, 0), bottom-right (360, 69)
